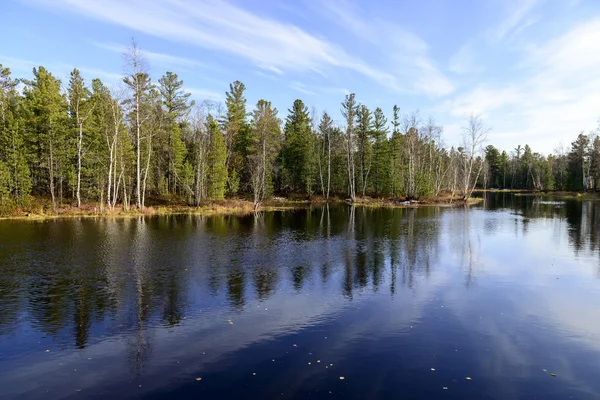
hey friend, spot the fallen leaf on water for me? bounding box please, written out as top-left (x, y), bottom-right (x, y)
top-left (551, 373), bottom-right (556, 377)
top-left (195, 377), bottom-right (202, 381)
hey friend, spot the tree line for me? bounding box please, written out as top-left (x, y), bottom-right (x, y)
top-left (1, 43), bottom-right (600, 213)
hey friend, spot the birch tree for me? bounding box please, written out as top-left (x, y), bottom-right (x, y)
top-left (341, 93), bottom-right (357, 201)
top-left (67, 69), bottom-right (93, 207)
top-left (461, 114), bottom-right (489, 200)
top-left (123, 40), bottom-right (151, 209)
top-left (249, 100), bottom-right (281, 209)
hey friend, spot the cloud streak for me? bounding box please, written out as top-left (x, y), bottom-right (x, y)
top-left (33, 0), bottom-right (450, 96)
top-left (441, 16), bottom-right (600, 153)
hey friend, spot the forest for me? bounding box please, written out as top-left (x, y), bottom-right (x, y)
top-left (1, 43), bottom-right (600, 215)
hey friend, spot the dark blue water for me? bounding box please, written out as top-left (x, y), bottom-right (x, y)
top-left (1, 193), bottom-right (599, 399)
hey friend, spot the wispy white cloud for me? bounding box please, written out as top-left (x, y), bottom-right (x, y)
top-left (1, 55), bottom-right (121, 83)
top-left (289, 81), bottom-right (315, 96)
top-left (92, 41), bottom-right (206, 69)
top-left (448, 43), bottom-right (484, 74)
top-left (306, 0), bottom-right (454, 96)
top-left (492, 0), bottom-right (542, 42)
top-left (184, 87), bottom-right (223, 102)
top-left (32, 0), bottom-right (449, 96)
top-left (441, 16), bottom-right (600, 153)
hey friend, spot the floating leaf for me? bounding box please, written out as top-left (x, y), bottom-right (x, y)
top-left (195, 377), bottom-right (202, 381)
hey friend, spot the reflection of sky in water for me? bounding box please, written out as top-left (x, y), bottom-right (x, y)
top-left (0, 194), bottom-right (599, 399)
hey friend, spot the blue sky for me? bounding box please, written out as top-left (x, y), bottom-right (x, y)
top-left (2, 0), bottom-right (600, 154)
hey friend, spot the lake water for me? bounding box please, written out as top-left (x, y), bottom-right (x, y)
top-left (1, 193), bottom-right (600, 399)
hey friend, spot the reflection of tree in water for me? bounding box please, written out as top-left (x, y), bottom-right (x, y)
top-left (251, 212), bottom-right (278, 301)
top-left (446, 208), bottom-right (480, 288)
top-left (564, 200), bottom-right (600, 263)
top-left (2, 206), bottom-right (452, 369)
top-left (387, 207), bottom-right (441, 290)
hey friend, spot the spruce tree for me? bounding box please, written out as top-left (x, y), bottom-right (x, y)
top-left (207, 117), bottom-right (227, 200)
top-left (22, 66), bottom-right (69, 209)
top-left (224, 81), bottom-right (249, 195)
top-left (372, 107), bottom-right (389, 196)
top-left (158, 72), bottom-right (192, 195)
top-left (282, 99), bottom-right (313, 193)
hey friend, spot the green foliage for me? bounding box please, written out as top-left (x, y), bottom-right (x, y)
top-left (224, 80), bottom-right (249, 195)
top-left (207, 117), bottom-right (228, 200)
top-left (22, 66), bottom-right (69, 204)
top-left (568, 133), bottom-right (589, 191)
top-left (371, 107), bottom-right (389, 196)
top-left (282, 99), bottom-right (314, 193)
top-left (2, 58), bottom-right (600, 215)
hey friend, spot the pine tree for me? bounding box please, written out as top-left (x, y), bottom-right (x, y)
top-left (568, 133), bottom-right (590, 191)
top-left (356, 104), bottom-right (373, 197)
top-left (371, 107), bottom-right (389, 196)
top-left (158, 72), bottom-right (192, 195)
top-left (224, 81), bottom-right (249, 195)
top-left (282, 99), bottom-right (313, 193)
top-left (22, 66), bottom-right (69, 209)
top-left (389, 105), bottom-right (402, 197)
top-left (207, 117), bottom-right (227, 200)
top-left (590, 136), bottom-right (600, 192)
top-left (249, 100), bottom-right (281, 208)
top-left (341, 94), bottom-right (357, 201)
top-left (0, 64), bottom-right (31, 203)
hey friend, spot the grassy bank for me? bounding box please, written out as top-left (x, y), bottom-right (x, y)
top-left (0, 193), bottom-right (484, 221)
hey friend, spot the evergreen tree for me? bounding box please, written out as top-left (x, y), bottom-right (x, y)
top-left (249, 100), bottom-right (281, 208)
top-left (371, 107), bottom-right (389, 196)
top-left (568, 133), bottom-right (590, 191)
top-left (590, 136), bottom-right (600, 192)
top-left (22, 66), bottom-right (69, 209)
top-left (485, 145), bottom-right (500, 188)
top-left (224, 80), bottom-right (249, 195)
top-left (158, 71), bottom-right (192, 195)
top-left (355, 104), bottom-right (373, 197)
top-left (206, 117), bottom-right (227, 200)
top-left (0, 64), bottom-right (31, 203)
top-left (282, 99), bottom-right (313, 193)
top-left (389, 105), bottom-right (402, 197)
top-left (341, 93), bottom-right (357, 201)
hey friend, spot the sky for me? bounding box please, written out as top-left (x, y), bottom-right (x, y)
top-left (2, 0), bottom-right (600, 154)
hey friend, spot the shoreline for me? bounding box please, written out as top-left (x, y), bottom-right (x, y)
top-left (0, 195), bottom-right (487, 221)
